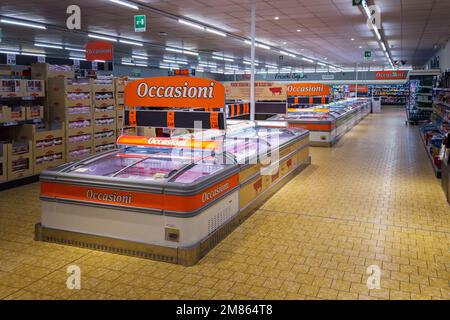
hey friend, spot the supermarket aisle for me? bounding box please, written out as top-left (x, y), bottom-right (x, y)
top-left (0, 107), bottom-right (449, 300)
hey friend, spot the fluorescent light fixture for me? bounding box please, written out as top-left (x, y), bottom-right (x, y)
top-left (381, 42), bottom-right (386, 51)
top-left (65, 47), bottom-right (85, 52)
top-left (223, 57), bottom-right (234, 62)
top-left (205, 28), bottom-right (226, 37)
top-left (0, 18), bottom-right (46, 30)
top-left (166, 48), bottom-right (183, 54)
top-left (302, 57), bottom-right (314, 63)
top-left (163, 59), bottom-right (187, 65)
top-left (135, 63), bottom-right (148, 67)
top-left (0, 50), bottom-right (20, 55)
top-left (183, 50), bottom-right (198, 56)
top-left (362, 0), bottom-right (371, 18)
top-left (22, 52), bottom-right (46, 57)
top-left (212, 56), bottom-right (223, 61)
top-left (280, 50), bottom-right (289, 55)
top-left (317, 62), bottom-right (327, 67)
top-left (244, 40), bottom-right (271, 50)
top-left (108, 0), bottom-right (139, 10)
top-left (94, 60), bottom-right (105, 63)
top-left (266, 65), bottom-right (278, 69)
top-left (178, 19), bottom-right (205, 30)
top-left (35, 43), bottom-right (63, 49)
top-left (373, 26), bottom-right (381, 40)
top-left (243, 61), bottom-right (259, 66)
top-left (119, 39), bottom-right (143, 46)
top-left (122, 62), bottom-right (135, 66)
top-left (88, 34), bottom-right (117, 42)
top-left (257, 43), bottom-right (271, 50)
top-left (70, 56), bottom-right (86, 61)
top-left (132, 55), bottom-right (148, 60)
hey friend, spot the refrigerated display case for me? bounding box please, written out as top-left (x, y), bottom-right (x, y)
top-left (267, 98), bottom-right (371, 146)
top-left (36, 120), bottom-right (310, 265)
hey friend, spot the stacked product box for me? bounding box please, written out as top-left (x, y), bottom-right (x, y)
top-left (115, 77), bottom-right (137, 136)
top-left (21, 80), bottom-right (45, 98)
top-left (48, 77), bottom-right (93, 162)
top-left (0, 79), bottom-right (22, 98)
top-left (93, 75), bottom-right (116, 154)
top-left (6, 141), bottom-right (33, 181)
top-left (0, 106), bottom-right (12, 123)
top-left (114, 77), bottom-right (125, 134)
top-left (19, 123), bottom-right (65, 174)
top-left (31, 63), bottom-right (75, 80)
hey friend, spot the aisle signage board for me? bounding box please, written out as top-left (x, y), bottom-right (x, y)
top-left (134, 15), bottom-right (146, 32)
top-left (85, 41), bottom-right (113, 61)
top-left (364, 51), bottom-right (371, 59)
top-left (6, 54), bottom-right (16, 66)
top-left (224, 81), bottom-right (286, 101)
top-left (125, 76), bottom-right (225, 109)
top-left (287, 83), bottom-right (330, 96)
top-left (37, 55), bottom-right (46, 63)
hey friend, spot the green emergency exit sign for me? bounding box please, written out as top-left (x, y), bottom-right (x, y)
top-left (364, 51), bottom-right (371, 59)
top-left (134, 15), bottom-right (146, 32)
top-left (352, 0), bottom-right (363, 5)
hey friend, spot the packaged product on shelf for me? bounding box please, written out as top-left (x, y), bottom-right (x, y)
top-left (0, 105), bottom-right (12, 123)
top-left (0, 79), bottom-right (22, 98)
top-left (0, 144), bottom-right (6, 182)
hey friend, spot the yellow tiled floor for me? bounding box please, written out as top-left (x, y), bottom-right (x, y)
top-left (0, 107), bottom-right (449, 300)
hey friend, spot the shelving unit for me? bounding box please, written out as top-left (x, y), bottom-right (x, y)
top-left (371, 84), bottom-right (409, 105)
top-left (48, 77), bottom-right (93, 162)
top-left (19, 123), bottom-right (65, 174)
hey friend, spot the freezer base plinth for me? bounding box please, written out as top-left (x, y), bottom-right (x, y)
top-left (35, 156), bottom-right (311, 266)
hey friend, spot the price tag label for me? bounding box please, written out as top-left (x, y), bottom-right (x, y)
top-left (210, 112), bottom-right (219, 129)
top-left (166, 111), bottom-right (175, 128)
top-left (6, 54), bottom-right (16, 65)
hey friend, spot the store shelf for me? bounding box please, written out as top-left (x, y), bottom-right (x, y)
top-left (420, 134), bottom-right (442, 178)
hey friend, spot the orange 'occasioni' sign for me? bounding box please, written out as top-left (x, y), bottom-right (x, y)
top-left (287, 83), bottom-right (330, 96)
top-left (116, 135), bottom-right (221, 150)
top-left (124, 76), bottom-right (225, 109)
top-left (375, 70), bottom-right (408, 80)
top-left (85, 41), bottom-right (114, 61)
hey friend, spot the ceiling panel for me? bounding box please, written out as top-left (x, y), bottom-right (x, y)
top-left (0, 0), bottom-right (448, 69)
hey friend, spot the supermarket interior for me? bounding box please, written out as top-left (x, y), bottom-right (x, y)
top-left (0, 0), bottom-right (449, 302)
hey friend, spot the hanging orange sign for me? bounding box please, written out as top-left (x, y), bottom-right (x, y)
top-left (116, 135), bottom-right (221, 150)
top-left (124, 76), bottom-right (225, 109)
top-left (375, 70), bottom-right (408, 80)
top-left (287, 83), bottom-right (330, 96)
top-left (348, 85), bottom-right (369, 93)
top-left (85, 41), bottom-right (114, 61)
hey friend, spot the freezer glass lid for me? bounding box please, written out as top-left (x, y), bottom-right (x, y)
top-left (68, 146), bottom-right (230, 183)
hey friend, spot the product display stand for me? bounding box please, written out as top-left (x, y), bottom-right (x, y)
top-left (93, 75), bottom-right (116, 154)
top-left (48, 77), bottom-right (93, 162)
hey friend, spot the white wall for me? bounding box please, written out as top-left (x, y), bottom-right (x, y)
top-left (425, 40), bottom-right (450, 72)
